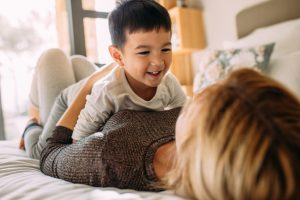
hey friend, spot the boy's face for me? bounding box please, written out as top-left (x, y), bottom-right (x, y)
top-left (111, 28), bottom-right (172, 91)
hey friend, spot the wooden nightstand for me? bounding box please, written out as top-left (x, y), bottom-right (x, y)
top-left (169, 7), bottom-right (205, 49)
top-left (168, 7), bottom-right (206, 96)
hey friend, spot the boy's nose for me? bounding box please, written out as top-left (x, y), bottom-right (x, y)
top-left (149, 60), bottom-right (165, 67)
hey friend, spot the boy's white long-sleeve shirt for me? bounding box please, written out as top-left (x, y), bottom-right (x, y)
top-left (72, 65), bottom-right (186, 140)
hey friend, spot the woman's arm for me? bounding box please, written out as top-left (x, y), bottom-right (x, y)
top-left (40, 126), bottom-right (108, 186)
top-left (56, 63), bottom-right (117, 129)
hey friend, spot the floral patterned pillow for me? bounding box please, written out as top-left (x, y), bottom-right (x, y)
top-left (193, 43), bottom-right (275, 93)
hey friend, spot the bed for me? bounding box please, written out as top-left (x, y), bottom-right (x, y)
top-left (1, 0), bottom-right (300, 199)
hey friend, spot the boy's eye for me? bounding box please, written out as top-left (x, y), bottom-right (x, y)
top-left (137, 51), bottom-right (150, 55)
top-left (162, 48), bottom-right (171, 53)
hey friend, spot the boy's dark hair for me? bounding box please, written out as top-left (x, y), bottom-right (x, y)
top-left (108, 0), bottom-right (171, 49)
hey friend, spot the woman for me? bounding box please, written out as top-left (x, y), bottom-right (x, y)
top-left (22, 49), bottom-right (300, 199)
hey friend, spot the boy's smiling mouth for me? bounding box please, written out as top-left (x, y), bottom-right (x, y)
top-left (146, 70), bottom-right (162, 77)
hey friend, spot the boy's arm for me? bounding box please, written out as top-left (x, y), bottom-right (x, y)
top-left (71, 86), bottom-right (113, 142)
top-left (56, 63), bottom-right (116, 131)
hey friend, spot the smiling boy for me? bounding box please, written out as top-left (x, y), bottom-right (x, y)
top-left (72, 0), bottom-right (187, 141)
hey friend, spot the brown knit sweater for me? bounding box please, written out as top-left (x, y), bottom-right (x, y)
top-left (40, 107), bottom-right (181, 191)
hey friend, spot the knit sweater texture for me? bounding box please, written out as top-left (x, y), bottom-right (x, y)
top-left (40, 107), bottom-right (181, 191)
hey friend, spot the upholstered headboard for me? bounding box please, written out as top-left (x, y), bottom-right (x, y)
top-left (236, 0), bottom-right (300, 38)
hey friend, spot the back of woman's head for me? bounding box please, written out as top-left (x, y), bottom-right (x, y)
top-left (167, 68), bottom-right (300, 200)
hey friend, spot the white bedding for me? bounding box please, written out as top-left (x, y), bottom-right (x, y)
top-left (0, 140), bottom-right (185, 200)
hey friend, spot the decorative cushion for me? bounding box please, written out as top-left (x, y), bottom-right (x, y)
top-left (193, 43), bottom-right (275, 93)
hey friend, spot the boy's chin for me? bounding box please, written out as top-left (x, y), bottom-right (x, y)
top-left (144, 80), bottom-right (162, 88)
top-left (145, 75), bottom-right (165, 86)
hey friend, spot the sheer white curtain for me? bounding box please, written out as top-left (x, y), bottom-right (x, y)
top-left (0, 0), bottom-right (58, 140)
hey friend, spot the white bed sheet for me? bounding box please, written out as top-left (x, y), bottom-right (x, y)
top-left (0, 140), bottom-right (185, 200)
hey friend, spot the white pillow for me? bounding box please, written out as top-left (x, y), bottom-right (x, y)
top-left (223, 18), bottom-right (300, 59)
top-left (267, 51), bottom-right (300, 98)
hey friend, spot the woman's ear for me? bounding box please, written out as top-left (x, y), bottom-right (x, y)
top-left (109, 45), bottom-right (124, 66)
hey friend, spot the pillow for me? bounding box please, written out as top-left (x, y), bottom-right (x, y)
top-left (193, 43), bottom-right (275, 93)
top-left (268, 50), bottom-right (300, 99)
top-left (223, 18), bottom-right (300, 59)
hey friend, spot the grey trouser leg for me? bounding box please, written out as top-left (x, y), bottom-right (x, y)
top-left (24, 48), bottom-right (96, 159)
top-left (25, 92), bottom-right (68, 159)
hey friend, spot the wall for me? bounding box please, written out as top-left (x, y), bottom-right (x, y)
top-left (187, 0), bottom-right (269, 48)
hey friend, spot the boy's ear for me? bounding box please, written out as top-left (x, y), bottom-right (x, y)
top-left (109, 45), bottom-right (124, 66)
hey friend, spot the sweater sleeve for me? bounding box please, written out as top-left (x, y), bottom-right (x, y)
top-left (40, 126), bottom-right (109, 186)
top-left (40, 126), bottom-right (72, 178)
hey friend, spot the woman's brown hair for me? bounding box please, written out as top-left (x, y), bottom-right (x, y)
top-left (166, 68), bottom-right (300, 200)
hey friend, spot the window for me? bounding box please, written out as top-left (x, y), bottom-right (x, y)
top-left (0, 0), bottom-right (58, 139)
top-left (67, 0), bottom-right (117, 66)
top-left (0, 0), bottom-right (117, 140)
